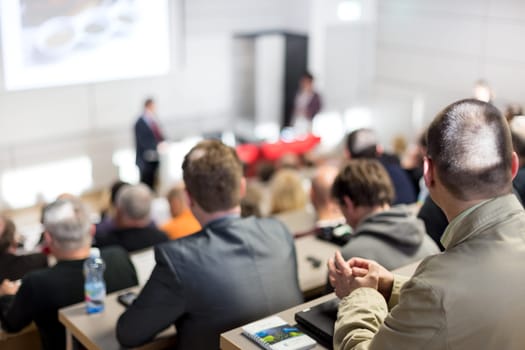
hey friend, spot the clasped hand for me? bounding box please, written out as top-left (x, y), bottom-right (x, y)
top-left (327, 251), bottom-right (394, 301)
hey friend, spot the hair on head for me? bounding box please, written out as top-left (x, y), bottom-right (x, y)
top-left (331, 159), bottom-right (394, 207)
top-left (426, 98), bottom-right (513, 200)
top-left (42, 198), bottom-right (92, 251)
top-left (346, 128), bottom-right (379, 158)
top-left (182, 139), bottom-right (243, 213)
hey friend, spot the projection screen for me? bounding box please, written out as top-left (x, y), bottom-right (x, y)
top-left (1, 0), bottom-right (170, 91)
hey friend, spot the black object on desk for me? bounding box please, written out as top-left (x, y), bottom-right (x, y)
top-left (295, 297), bottom-right (339, 349)
top-left (316, 224), bottom-right (352, 246)
top-left (117, 291), bottom-right (137, 307)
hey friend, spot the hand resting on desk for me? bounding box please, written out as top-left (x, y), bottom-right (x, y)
top-left (327, 251), bottom-right (394, 301)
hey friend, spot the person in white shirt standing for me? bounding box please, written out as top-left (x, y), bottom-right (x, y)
top-left (291, 72), bottom-right (322, 134)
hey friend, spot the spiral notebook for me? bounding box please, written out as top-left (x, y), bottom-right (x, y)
top-left (242, 315), bottom-right (317, 350)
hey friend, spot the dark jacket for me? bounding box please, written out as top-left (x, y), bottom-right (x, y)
top-left (0, 252), bottom-right (48, 281)
top-left (341, 205), bottom-right (439, 270)
top-left (306, 92), bottom-right (322, 120)
top-left (134, 116), bottom-right (163, 170)
top-left (417, 196), bottom-right (448, 251)
top-left (513, 167), bottom-right (525, 204)
top-left (95, 225), bottom-right (168, 253)
top-left (379, 155), bottom-right (417, 205)
top-left (0, 246), bottom-right (138, 350)
top-left (117, 215), bottom-right (303, 350)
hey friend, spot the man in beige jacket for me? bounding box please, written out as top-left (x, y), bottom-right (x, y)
top-left (329, 98), bottom-right (525, 349)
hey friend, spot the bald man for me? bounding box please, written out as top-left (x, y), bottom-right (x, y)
top-left (330, 99), bottom-right (525, 350)
top-left (310, 165), bottom-right (346, 227)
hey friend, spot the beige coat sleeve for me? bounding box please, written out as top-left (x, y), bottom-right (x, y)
top-left (334, 274), bottom-right (447, 350)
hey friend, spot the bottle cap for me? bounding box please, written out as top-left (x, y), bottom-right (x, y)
top-left (89, 247), bottom-right (101, 258)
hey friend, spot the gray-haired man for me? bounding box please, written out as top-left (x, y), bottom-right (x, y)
top-left (0, 198), bottom-right (138, 350)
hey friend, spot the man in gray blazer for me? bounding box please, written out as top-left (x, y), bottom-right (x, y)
top-left (117, 140), bottom-right (303, 350)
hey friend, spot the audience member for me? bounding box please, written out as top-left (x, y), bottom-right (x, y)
top-left (418, 115), bottom-right (525, 253)
top-left (329, 99), bottom-right (525, 349)
top-left (402, 131), bottom-right (428, 201)
top-left (95, 184), bottom-right (168, 252)
top-left (345, 128), bottom-right (417, 204)
top-left (0, 198), bottom-right (137, 350)
top-left (510, 116), bottom-right (525, 203)
top-left (270, 169), bottom-right (308, 215)
top-left (256, 161), bottom-right (276, 183)
top-left (296, 165), bottom-right (350, 244)
top-left (270, 168), bottom-right (315, 233)
top-left (504, 103), bottom-right (523, 123)
top-left (417, 195), bottom-right (447, 251)
top-left (276, 152), bottom-right (301, 170)
top-left (116, 140), bottom-right (303, 350)
top-left (331, 159), bottom-right (438, 271)
top-left (391, 135), bottom-right (407, 161)
top-left (0, 216), bottom-right (48, 281)
top-left (240, 183), bottom-right (264, 218)
top-left (161, 184), bottom-right (201, 239)
top-left (95, 180), bottom-right (129, 239)
top-left (310, 165), bottom-right (346, 228)
top-left (473, 79), bottom-right (493, 103)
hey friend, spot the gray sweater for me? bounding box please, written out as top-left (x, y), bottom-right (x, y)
top-left (341, 205), bottom-right (439, 270)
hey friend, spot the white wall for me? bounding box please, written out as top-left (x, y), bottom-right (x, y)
top-left (375, 0), bottom-right (525, 132)
top-left (307, 0), bottom-right (525, 153)
top-left (254, 35), bottom-right (285, 128)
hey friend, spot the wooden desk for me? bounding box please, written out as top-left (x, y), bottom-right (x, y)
top-left (295, 236), bottom-right (339, 298)
top-left (220, 293), bottom-right (336, 350)
top-left (59, 287), bottom-right (176, 350)
top-left (56, 236), bottom-right (336, 350)
top-left (220, 260), bottom-right (421, 350)
top-left (0, 324), bottom-right (41, 350)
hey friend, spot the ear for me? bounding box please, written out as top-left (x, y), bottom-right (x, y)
top-left (114, 207), bottom-right (123, 224)
top-left (511, 151), bottom-right (519, 180)
top-left (423, 156), bottom-right (435, 188)
top-left (44, 231), bottom-right (53, 247)
top-left (375, 144), bottom-right (384, 156)
top-left (89, 224), bottom-right (96, 237)
top-left (239, 177), bottom-right (247, 199)
top-left (344, 148), bottom-right (352, 160)
top-left (185, 189), bottom-right (194, 207)
top-left (342, 196), bottom-right (355, 212)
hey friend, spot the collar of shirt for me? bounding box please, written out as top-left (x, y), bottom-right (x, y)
top-left (440, 198), bottom-right (492, 248)
top-left (204, 214), bottom-right (241, 229)
top-left (142, 112), bottom-right (157, 126)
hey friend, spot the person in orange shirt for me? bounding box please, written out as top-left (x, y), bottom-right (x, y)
top-left (161, 184), bottom-right (201, 240)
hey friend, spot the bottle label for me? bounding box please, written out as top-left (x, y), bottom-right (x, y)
top-left (85, 281), bottom-right (106, 314)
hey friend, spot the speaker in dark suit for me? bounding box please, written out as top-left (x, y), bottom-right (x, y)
top-left (134, 98), bottom-right (164, 190)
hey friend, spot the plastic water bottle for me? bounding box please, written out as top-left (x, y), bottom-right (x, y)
top-left (84, 247), bottom-right (106, 314)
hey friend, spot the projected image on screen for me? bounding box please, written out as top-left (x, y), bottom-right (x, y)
top-left (1, 0), bottom-right (170, 90)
